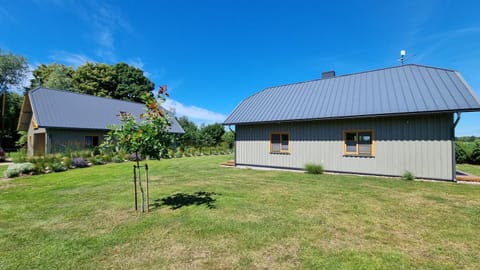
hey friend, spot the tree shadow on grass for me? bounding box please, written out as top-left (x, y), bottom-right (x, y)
top-left (151, 191), bottom-right (219, 210)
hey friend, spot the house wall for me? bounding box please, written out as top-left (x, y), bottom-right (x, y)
top-left (26, 123), bottom-right (106, 156)
top-left (235, 113), bottom-right (454, 181)
top-left (46, 129), bottom-right (106, 154)
top-left (27, 120), bottom-right (47, 156)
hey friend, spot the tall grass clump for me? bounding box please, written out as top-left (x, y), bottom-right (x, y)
top-left (402, 170), bottom-right (415, 181)
top-left (304, 163), bottom-right (324, 174)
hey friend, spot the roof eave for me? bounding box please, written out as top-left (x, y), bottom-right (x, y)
top-left (223, 109), bottom-right (480, 125)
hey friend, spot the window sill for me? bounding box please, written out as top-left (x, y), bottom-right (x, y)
top-left (270, 152), bottom-right (290, 155)
top-left (343, 154), bottom-right (375, 158)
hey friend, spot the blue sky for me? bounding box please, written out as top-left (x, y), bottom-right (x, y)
top-left (1, 0), bottom-right (479, 135)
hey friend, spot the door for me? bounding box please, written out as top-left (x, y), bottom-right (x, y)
top-left (34, 133), bottom-right (46, 156)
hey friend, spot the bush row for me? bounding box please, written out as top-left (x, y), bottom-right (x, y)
top-left (5, 147), bottom-right (233, 178)
top-left (456, 141), bottom-right (480, 164)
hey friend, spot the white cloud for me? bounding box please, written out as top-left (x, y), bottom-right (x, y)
top-left (40, 1), bottom-right (132, 63)
top-left (49, 51), bottom-right (93, 67)
top-left (83, 1), bottom-right (132, 62)
top-left (164, 98), bottom-right (226, 124)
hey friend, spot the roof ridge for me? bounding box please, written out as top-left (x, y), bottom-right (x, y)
top-left (260, 64), bottom-right (458, 91)
top-left (31, 87), bottom-right (144, 105)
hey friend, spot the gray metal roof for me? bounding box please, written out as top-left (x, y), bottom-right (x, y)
top-left (28, 87), bottom-right (184, 133)
top-left (224, 64), bottom-right (480, 125)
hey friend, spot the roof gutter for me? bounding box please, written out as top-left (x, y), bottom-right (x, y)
top-left (452, 112), bottom-right (461, 182)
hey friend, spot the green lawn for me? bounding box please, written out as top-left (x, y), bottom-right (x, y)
top-left (457, 164), bottom-right (480, 176)
top-left (1, 156), bottom-right (480, 269)
top-left (0, 165), bottom-right (6, 176)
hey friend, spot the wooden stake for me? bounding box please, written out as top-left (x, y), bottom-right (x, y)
top-left (133, 165), bottom-right (138, 211)
top-left (145, 164), bottom-right (149, 213)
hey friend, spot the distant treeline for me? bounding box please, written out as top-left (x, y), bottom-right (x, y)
top-left (456, 136), bottom-right (479, 142)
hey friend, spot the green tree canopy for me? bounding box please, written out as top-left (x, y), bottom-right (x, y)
top-left (28, 61), bottom-right (155, 103)
top-left (0, 49), bottom-right (28, 93)
top-left (102, 87), bottom-right (173, 160)
top-left (201, 123), bottom-right (225, 146)
top-left (71, 62), bottom-right (117, 97)
top-left (177, 116), bottom-right (200, 148)
top-left (113, 62), bottom-right (154, 102)
top-left (28, 63), bottom-right (75, 91)
top-left (0, 49), bottom-right (28, 147)
top-left (3, 92), bottom-right (23, 147)
top-left (470, 141), bottom-right (480, 165)
top-left (221, 131), bottom-right (234, 149)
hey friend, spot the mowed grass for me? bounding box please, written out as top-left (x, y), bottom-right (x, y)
top-left (457, 164), bottom-right (480, 176)
top-left (1, 156), bottom-right (480, 269)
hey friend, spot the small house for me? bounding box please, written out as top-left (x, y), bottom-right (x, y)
top-left (17, 87), bottom-right (184, 156)
top-left (224, 64), bottom-right (480, 181)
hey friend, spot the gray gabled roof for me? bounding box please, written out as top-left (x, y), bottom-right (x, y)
top-left (24, 87), bottom-right (184, 133)
top-left (224, 64), bottom-right (480, 125)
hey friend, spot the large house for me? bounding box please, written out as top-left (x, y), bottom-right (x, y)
top-left (224, 64), bottom-right (480, 181)
top-left (17, 87), bottom-right (184, 156)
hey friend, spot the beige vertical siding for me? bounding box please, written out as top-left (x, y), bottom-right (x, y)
top-left (235, 113), bottom-right (454, 181)
top-left (46, 129), bottom-right (105, 154)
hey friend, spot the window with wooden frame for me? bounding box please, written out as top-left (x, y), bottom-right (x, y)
top-left (85, 135), bottom-right (100, 147)
top-left (270, 132), bottom-right (290, 153)
top-left (343, 130), bottom-right (374, 156)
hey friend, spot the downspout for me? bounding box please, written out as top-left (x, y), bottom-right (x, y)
top-left (229, 125), bottom-right (236, 166)
top-left (451, 112), bottom-right (461, 182)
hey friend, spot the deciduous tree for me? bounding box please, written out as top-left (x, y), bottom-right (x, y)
top-left (177, 116), bottom-right (200, 148)
top-left (201, 123), bottom-right (225, 146)
top-left (28, 63), bottom-right (74, 91)
top-left (102, 86), bottom-right (173, 213)
top-left (71, 62), bottom-right (116, 97)
top-left (113, 62), bottom-right (154, 102)
top-left (0, 49), bottom-right (28, 146)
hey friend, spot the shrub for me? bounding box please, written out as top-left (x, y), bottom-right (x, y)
top-left (4, 166), bottom-right (20, 178)
top-left (402, 171), bottom-right (415, 181)
top-left (111, 155), bottom-right (123, 163)
top-left (102, 154), bottom-right (112, 163)
top-left (50, 162), bottom-right (66, 172)
top-left (72, 157), bottom-right (89, 168)
top-left (455, 142), bottom-right (469, 164)
top-left (174, 152), bottom-right (183, 158)
top-left (90, 156), bottom-right (105, 165)
top-left (33, 163), bottom-right (45, 174)
top-left (62, 157), bottom-right (72, 168)
top-left (10, 149), bottom-right (28, 163)
top-left (304, 163), bottom-right (324, 174)
top-left (4, 163), bottom-right (35, 178)
top-left (470, 141), bottom-right (480, 165)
